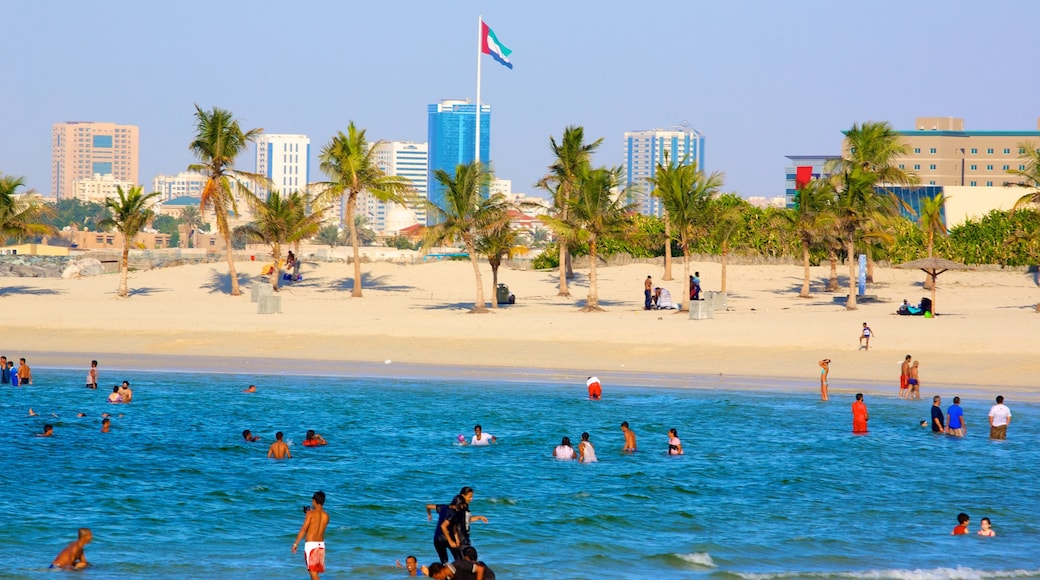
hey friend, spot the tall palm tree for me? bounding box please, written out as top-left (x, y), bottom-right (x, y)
top-left (826, 121), bottom-right (918, 310)
top-left (98, 185), bottom-right (160, 298)
top-left (537, 126), bottom-right (603, 297)
top-left (179, 205), bottom-right (203, 248)
top-left (1007, 141), bottom-right (1040, 312)
top-left (237, 190), bottom-right (324, 291)
top-left (318, 122), bottom-right (412, 297)
top-left (425, 162), bottom-right (509, 313)
top-left (919, 192), bottom-right (949, 259)
top-left (0, 173), bottom-right (54, 244)
top-left (705, 195), bottom-right (745, 294)
top-left (649, 156), bottom-right (723, 310)
top-left (793, 180), bottom-right (837, 297)
top-left (545, 166), bottom-right (635, 312)
top-left (188, 105), bottom-right (265, 296)
top-left (476, 218), bottom-right (519, 309)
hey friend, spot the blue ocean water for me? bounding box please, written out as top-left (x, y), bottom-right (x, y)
top-left (1, 369), bottom-right (1038, 579)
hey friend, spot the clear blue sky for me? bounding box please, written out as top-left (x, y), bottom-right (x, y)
top-left (4, 0), bottom-right (1039, 200)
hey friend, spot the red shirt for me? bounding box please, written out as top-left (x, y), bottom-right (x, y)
top-left (952, 525), bottom-right (967, 535)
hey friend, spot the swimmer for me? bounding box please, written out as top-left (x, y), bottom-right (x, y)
top-left (667, 428), bottom-right (683, 455)
top-left (621, 421), bottom-right (637, 452)
top-left (243, 384), bottom-right (257, 393)
top-left (28, 408), bottom-right (37, 417)
top-left (952, 512), bottom-right (969, 535)
top-left (586, 376), bottom-right (602, 400)
top-left (578, 432), bottom-right (598, 463)
top-left (303, 430), bottom-right (327, 446)
top-left (268, 431), bottom-right (292, 459)
top-left (553, 437), bottom-right (575, 460)
top-left (118, 381), bottom-right (133, 402)
top-left (243, 429), bottom-right (260, 442)
top-left (101, 418), bottom-right (111, 433)
top-left (292, 490), bottom-right (329, 580)
top-left (818, 359), bottom-right (830, 401)
top-left (471, 425), bottom-right (496, 446)
top-left (51, 528), bottom-right (91, 569)
top-left (77, 412), bottom-right (86, 418)
top-left (978, 517), bottom-right (996, 537)
top-left (39, 424), bottom-right (54, 437)
top-left (107, 386), bottom-right (123, 403)
top-left (395, 555), bottom-right (428, 576)
top-left (456, 434), bottom-right (468, 445)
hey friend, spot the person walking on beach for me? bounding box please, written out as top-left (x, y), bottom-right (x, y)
top-left (17, 357), bottom-right (32, 385)
top-left (268, 431), bottom-right (292, 458)
top-left (578, 432), bottom-right (598, 463)
top-left (621, 421), bottom-right (637, 452)
top-left (946, 396), bottom-right (965, 437)
top-left (86, 360), bottom-right (98, 389)
top-left (930, 396), bottom-right (945, 433)
top-left (852, 394), bottom-right (869, 433)
top-left (908, 361), bottom-right (921, 399)
top-left (818, 359), bottom-right (830, 401)
top-left (899, 355), bottom-right (911, 399)
top-left (51, 528), bottom-right (92, 569)
top-left (644, 275), bottom-right (653, 310)
top-left (988, 395), bottom-right (1011, 440)
top-left (858, 323), bottom-right (873, 351)
top-left (292, 490), bottom-right (329, 580)
top-left (667, 428), bottom-right (683, 455)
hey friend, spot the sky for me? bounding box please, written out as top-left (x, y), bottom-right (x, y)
top-left (4, 0), bottom-right (1040, 201)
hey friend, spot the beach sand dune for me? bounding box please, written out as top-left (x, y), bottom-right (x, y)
top-left (10, 257), bottom-right (1039, 397)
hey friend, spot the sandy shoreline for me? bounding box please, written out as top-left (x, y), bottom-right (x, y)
top-left (9, 256), bottom-right (1039, 400)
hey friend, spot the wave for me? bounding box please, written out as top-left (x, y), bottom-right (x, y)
top-left (730, 566), bottom-right (1040, 580)
top-left (676, 551), bottom-right (717, 568)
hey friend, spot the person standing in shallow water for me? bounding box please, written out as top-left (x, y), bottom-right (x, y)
top-left (292, 490), bottom-right (329, 580)
top-left (852, 393), bottom-right (869, 433)
top-left (86, 360), bottom-right (98, 389)
top-left (818, 359), bottom-right (830, 401)
top-left (667, 428), bottom-right (683, 455)
top-left (621, 421), bottom-right (637, 452)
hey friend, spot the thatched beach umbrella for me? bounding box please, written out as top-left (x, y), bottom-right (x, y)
top-left (896, 257), bottom-right (970, 315)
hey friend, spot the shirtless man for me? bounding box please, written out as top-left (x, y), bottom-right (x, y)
top-left (118, 381), bottom-right (133, 403)
top-left (908, 361), bottom-right (921, 400)
top-left (39, 424), bottom-right (54, 437)
top-left (292, 490), bottom-right (330, 580)
top-left (621, 421), bottom-right (637, 452)
top-left (52, 528), bottom-right (92, 569)
top-left (268, 431), bottom-right (292, 459)
top-left (243, 384), bottom-right (257, 393)
top-left (644, 275), bottom-right (653, 310)
top-left (17, 358), bottom-right (32, 385)
top-left (86, 360), bottom-right (98, 389)
top-left (899, 355), bottom-right (911, 399)
top-left (101, 418), bottom-right (111, 433)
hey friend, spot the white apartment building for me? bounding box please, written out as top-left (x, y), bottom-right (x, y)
top-left (362, 141), bottom-right (428, 233)
top-left (624, 124), bottom-right (706, 216)
top-left (152, 171), bottom-right (207, 201)
top-left (255, 134), bottom-right (310, 195)
top-left (72, 174), bottom-right (136, 203)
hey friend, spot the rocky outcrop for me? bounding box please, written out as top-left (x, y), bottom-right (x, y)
top-left (61, 258), bottom-right (105, 279)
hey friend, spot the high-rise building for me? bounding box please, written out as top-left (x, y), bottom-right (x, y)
top-left (364, 141), bottom-right (429, 233)
top-left (51, 121), bottom-right (139, 199)
top-left (427, 99), bottom-right (490, 224)
top-left (152, 171), bottom-right (207, 201)
top-left (783, 155), bottom-right (840, 207)
top-left (255, 134), bottom-right (310, 195)
top-left (624, 125), bottom-right (705, 216)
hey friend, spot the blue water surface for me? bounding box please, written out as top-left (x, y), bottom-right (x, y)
top-left (1, 369), bottom-right (1038, 579)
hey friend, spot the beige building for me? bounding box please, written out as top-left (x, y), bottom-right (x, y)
top-left (875, 117), bottom-right (1040, 188)
top-left (72, 174), bottom-right (136, 203)
top-left (942, 186), bottom-right (1033, 228)
top-left (52, 121), bottom-right (139, 200)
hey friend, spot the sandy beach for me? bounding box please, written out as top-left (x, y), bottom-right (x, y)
top-left (9, 255), bottom-right (1039, 398)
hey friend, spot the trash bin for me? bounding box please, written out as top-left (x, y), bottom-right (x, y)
top-left (496, 283), bottom-right (515, 304)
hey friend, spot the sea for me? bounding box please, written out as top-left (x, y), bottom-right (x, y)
top-left (2, 367), bottom-right (1038, 579)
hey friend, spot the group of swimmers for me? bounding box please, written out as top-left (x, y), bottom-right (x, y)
top-left (421, 486), bottom-right (496, 579)
top-left (951, 513), bottom-right (996, 536)
top-left (1, 355), bottom-right (33, 386)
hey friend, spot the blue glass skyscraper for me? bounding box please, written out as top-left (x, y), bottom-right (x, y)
top-left (427, 99), bottom-right (491, 224)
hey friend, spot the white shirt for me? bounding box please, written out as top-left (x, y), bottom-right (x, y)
top-left (579, 441), bottom-right (598, 463)
top-left (471, 433), bottom-right (494, 446)
top-left (989, 404), bottom-right (1011, 427)
top-left (554, 445), bottom-right (575, 459)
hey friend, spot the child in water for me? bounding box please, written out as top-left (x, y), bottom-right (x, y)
top-left (977, 517), bottom-right (996, 537)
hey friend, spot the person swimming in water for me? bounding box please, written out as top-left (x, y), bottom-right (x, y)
top-left (51, 528), bottom-right (92, 569)
top-left (303, 430), bottom-right (327, 446)
top-left (667, 428), bottom-right (683, 455)
top-left (242, 429), bottom-right (260, 442)
top-left (553, 437), bottom-right (575, 460)
top-left (578, 432), bottom-right (598, 463)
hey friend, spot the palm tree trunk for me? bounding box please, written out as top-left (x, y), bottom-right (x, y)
top-left (490, 262), bottom-right (500, 309)
top-left (846, 236), bottom-right (858, 310)
top-left (866, 247), bottom-right (875, 283)
top-left (583, 238), bottom-right (601, 311)
top-left (467, 239), bottom-right (487, 313)
top-left (930, 273), bottom-right (937, 315)
top-left (216, 207), bottom-right (241, 296)
top-left (681, 249), bottom-right (691, 312)
top-left (663, 216), bottom-right (673, 281)
top-left (557, 240), bottom-right (570, 297)
top-left (828, 248), bottom-right (839, 291)
top-left (720, 240), bottom-right (729, 294)
top-left (119, 243), bottom-right (130, 298)
top-left (271, 242), bottom-right (281, 291)
top-left (924, 235), bottom-right (934, 290)
top-left (800, 241), bottom-right (811, 298)
top-left (347, 194), bottom-right (362, 298)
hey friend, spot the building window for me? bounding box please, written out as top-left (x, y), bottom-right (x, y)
top-left (929, 180), bottom-right (936, 185)
top-left (913, 164), bottom-right (920, 170)
top-left (1003, 165), bottom-right (1010, 171)
top-left (898, 164), bottom-right (905, 169)
top-left (929, 148), bottom-right (937, 154)
top-left (1003, 148), bottom-right (1011, 154)
top-left (970, 164), bottom-right (977, 170)
top-left (1020, 147), bottom-right (1027, 154)
top-left (1021, 165), bottom-right (1027, 171)
top-left (969, 181), bottom-right (977, 186)
top-left (987, 148), bottom-right (994, 154)
top-left (913, 147), bottom-right (921, 154)
top-left (987, 165), bottom-right (994, 170)
top-left (929, 164), bottom-right (936, 170)
top-left (986, 181), bottom-right (993, 186)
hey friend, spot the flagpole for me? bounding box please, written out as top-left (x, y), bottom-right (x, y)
top-left (475, 15), bottom-right (482, 164)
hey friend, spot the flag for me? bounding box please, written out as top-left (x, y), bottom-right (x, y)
top-left (481, 21), bottom-right (512, 69)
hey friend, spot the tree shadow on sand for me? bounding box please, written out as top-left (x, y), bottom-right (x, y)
top-left (323, 272), bottom-right (415, 294)
top-left (124, 287), bottom-right (172, 297)
top-left (0, 285), bottom-right (63, 297)
top-left (200, 269), bottom-right (254, 294)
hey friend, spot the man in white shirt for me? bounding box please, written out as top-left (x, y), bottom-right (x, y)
top-left (470, 425), bottom-right (496, 446)
top-left (988, 395), bottom-right (1012, 440)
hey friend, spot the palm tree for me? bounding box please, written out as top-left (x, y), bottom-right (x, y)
top-left (188, 105), bottom-right (265, 296)
top-left (98, 185), bottom-right (160, 298)
top-left (476, 218), bottom-right (519, 308)
top-left (706, 195), bottom-right (745, 294)
top-left (649, 156), bottom-right (723, 310)
top-left (237, 190), bottom-right (323, 291)
top-left (545, 166), bottom-right (635, 312)
top-left (919, 192), bottom-right (949, 260)
top-left (793, 180), bottom-right (836, 297)
top-left (316, 224), bottom-right (343, 248)
top-left (1007, 141), bottom-right (1040, 312)
top-left (318, 122), bottom-right (412, 297)
top-left (826, 121), bottom-right (918, 310)
top-left (179, 205), bottom-right (203, 248)
top-left (0, 173), bottom-right (55, 244)
top-left (425, 162), bottom-right (509, 313)
top-left (537, 126), bottom-right (603, 297)
top-left (347, 214), bottom-right (378, 246)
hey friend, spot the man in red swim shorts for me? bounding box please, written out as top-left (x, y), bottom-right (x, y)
top-left (292, 491), bottom-right (329, 579)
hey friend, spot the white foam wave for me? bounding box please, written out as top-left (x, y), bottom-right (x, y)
top-left (677, 552), bottom-right (716, 568)
top-left (735, 566), bottom-right (1040, 580)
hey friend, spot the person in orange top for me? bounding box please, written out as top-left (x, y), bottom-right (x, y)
top-left (951, 512), bottom-right (970, 535)
top-left (852, 393), bottom-right (869, 433)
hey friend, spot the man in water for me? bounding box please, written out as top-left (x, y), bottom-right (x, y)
top-left (0, 355), bottom-right (7, 384)
top-left (243, 384), bottom-right (257, 393)
top-left (268, 431), bottom-right (292, 459)
top-left (292, 490), bottom-right (329, 580)
top-left (118, 381), bottom-right (133, 402)
top-left (930, 396), bottom-right (945, 433)
top-left (908, 361), bottom-right (921, 400)
top-left (621, 421), bottom-right (637, 452)
top-left (429, 546), bottom-right (496, 580)
top-left (17, 357), bottom-right (32, 385)
top-left (586, 376), bottom-right (602, 400)
top-left (471, 425), bottom-right (495, 446)
top-left (395, 555), bottom-right (427, 576)
top-left (988, 395), bottom-right (1012, 440)
top-left (39, 424), bottom-right (54, 437)
top-left (858, 323), bottom-right (873, 350)
top-left (947, 396), bottom-right (965, 437)
top-left (899, 354), bottom-right (911, 399)
top-left (852, 393), bottom-right (869, 433)
top-left (101, 418), bottom-right (111, 433)
top-left (51, 528), bottom-right (92, 569)
top-left (242, 429), bottom-right (260, 442)
top-left (86, 360), bottom-right (98, 389)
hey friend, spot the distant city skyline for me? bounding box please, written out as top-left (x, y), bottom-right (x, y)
top-left (5, 1), bottom-right (1040, 203)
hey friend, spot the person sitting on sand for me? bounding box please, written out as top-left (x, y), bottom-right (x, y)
top-left (51, 528), bottom-right (92, 569)
top-left (553, 437), bottom-right (575, 460)
top-left (107, 386), bottom-right (123, 403)
top-left (303, 430), bottom-right (327, 447)
top-left (268, 431), bottom-right (292, 459)
top-left (243, 429), bottom-right (260, 442)
top-left (395, 555), bottom-right (428, 576)
top-left (39, 424), bottom-right (54, 437)
top-left (101, 418), bottom-right (111, 433)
